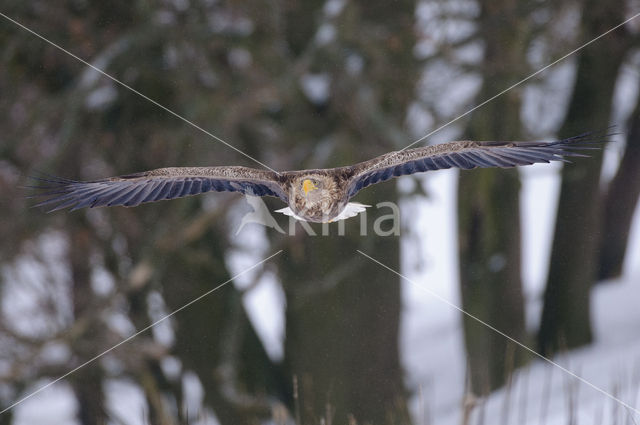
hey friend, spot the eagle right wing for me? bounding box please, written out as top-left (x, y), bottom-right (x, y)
top-left (346, 132), bottom-right (606, 198)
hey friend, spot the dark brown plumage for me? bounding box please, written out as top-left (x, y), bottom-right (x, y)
top-left (31, 132), bottom-right (606, 222)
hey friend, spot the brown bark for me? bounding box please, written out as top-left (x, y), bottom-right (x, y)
top-left (598, 99), bottom-right (640, 279)
top-left (159, 215), bottom-right (279, 424)
top-left (69, 222), bottom-right (107, 425)
top-left (457, 0), bottom-right (529, 395)
top-left (280, 196), bottom-right (407, 424)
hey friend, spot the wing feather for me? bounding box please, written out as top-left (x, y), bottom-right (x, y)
top-left (128, 180), bottom-right (162, 206)
top-left (32, 166), bottom-right (287, 212)
top-left (347, 132), bottom-right (609, 197)
top-left (168, 180), bottom-right (185, 200)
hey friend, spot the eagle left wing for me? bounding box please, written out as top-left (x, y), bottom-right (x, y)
top-left (346, 132), bottom-right (604, 198)
top-left (31, 166), bottom-right (287, 211)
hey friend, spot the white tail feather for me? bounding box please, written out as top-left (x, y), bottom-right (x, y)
top-left (275, 202), bottom-right (370, 222)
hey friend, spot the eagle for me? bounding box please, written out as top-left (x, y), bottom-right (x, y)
top-left (32, 133), bottom-right (602, 223)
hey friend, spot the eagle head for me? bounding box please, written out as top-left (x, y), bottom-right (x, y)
top-left (288, 174), bottom-right (346, 222)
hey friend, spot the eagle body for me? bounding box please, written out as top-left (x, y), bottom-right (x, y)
top-left (32, 133), bottom-right (605, 222)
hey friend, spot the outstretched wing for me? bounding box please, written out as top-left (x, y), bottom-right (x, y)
top-left (346, 132), bottom-right (606, 198)
top-left (31, 166), bottom-right (287, 211)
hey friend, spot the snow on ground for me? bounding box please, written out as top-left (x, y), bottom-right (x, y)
top-left (403, 274), bottom-right (640, 425)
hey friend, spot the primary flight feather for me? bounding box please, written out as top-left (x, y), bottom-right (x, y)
top-left (32, 132), bottom-right (604, 223)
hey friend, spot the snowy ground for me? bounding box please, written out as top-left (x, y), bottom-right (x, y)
top-left (401, 270), bottom-right (640, 425)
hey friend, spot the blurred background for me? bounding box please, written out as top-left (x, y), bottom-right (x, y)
top-left (1, 0), bottom-right (639, 424)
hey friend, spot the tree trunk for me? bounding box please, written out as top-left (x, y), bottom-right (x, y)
top-left (279, 194), bottom-right (408, 424)
top-left (69, 222), bottom-right (107, 425)
top-left (537, 0), bottom-right (631, 355)
top-left (598, 98), bottom-right (640, 279)
top-left (159, 217), bottom-right (279, 424)
top-left (457, 0), bottom-right (529, 395)
top-left (276, 0), bottom-right (417, 422)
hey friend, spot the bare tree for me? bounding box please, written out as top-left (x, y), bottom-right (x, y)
top-left (457, 0), bottom-right (529, 395)
top-left (0, 0), bottom-right (418, 423)
top-left (538, 0), bottom-right (633, 355)
top-left (598, 95), bottom-right (640, 279)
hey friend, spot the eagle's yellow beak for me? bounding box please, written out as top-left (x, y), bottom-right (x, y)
top-left (302, 179), bottom-right (318, 195)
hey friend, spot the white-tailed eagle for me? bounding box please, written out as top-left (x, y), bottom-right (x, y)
top-left (32, 133), bottom-right (603, 222)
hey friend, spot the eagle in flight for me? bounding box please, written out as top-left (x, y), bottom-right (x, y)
top-left (33, 133), bottom-right (601, 223)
